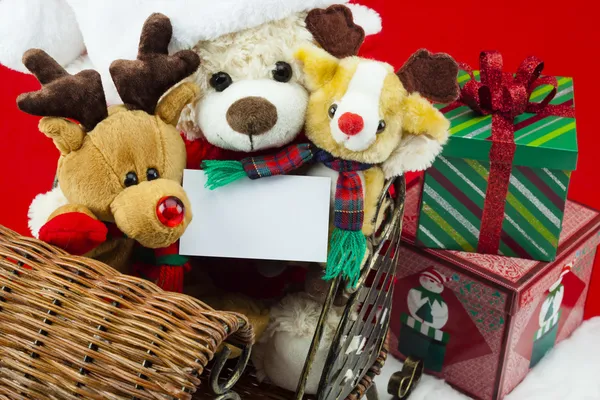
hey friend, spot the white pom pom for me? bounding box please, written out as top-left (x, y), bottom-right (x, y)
top-left (28, 186), bottom-right (69, 238)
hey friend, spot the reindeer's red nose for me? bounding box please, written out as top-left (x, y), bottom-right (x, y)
top-left (157, 196), bottom-right (185, 227)
top-left (338, 112), bottom-right (364, 136)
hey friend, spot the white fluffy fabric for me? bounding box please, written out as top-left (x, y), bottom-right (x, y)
top-left (0, 0), bottom-right (85, 73)
top-left (0, 0), bottom-right (382, 105)
top-left (345, 3), bottom-right (383, 36)
top-left (376, 317), bottom-right (600, 400)
top-left (382, 134), bottom-right (447, 179)
top-left (28, 186), bottom-right (69, 239)
top-left (252, 293), bottom-right (344, 394)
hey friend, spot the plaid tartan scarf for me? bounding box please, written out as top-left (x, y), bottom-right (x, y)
top-left (240, 143), bottom-right (373, 231)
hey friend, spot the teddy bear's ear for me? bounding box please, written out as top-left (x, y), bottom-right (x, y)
top-left (397, 49), bottom-right (460, 104)
top-left (295, 45), bottom-right (340, 90)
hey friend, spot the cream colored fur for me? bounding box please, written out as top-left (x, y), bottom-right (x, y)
top-left (179, 14), bottom-right (313, 152)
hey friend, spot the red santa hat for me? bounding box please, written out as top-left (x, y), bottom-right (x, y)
top-left (420, 267), bottom-right (449, 285)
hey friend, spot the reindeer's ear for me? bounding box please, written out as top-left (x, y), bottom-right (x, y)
top-left (156, 82), bottom-right (200, 126)
top-left (38, 117), bottom-right (86, 155)
top-left (397, 49), bottom-right (460, 104)
top-left (295, 46), bottom-right (340, 90)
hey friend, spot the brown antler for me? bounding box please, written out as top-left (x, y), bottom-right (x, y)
top-left (109, 13), bottom-right (200, 115)
top-left (397, 49), bottom-right (460, 104)
top-left (306, 5), bottom-right (365, 59)
top-left (17, 49), bottom-right (108, 131)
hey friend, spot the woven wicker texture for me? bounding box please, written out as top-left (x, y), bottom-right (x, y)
top-left (0, 226), bottom-right (254, 400)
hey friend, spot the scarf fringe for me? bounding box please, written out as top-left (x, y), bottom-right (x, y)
top-left (324, 228), bottom-right (367, 289)
top-left (202, 160), bottom-right (247, 189)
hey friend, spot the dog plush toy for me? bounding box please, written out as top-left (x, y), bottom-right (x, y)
top-left (17, 14), bottom-right (200, 283)
top-left (203, 45), bottom-right (459, 287)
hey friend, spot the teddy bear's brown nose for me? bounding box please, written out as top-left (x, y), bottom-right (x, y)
top-left (226, 96), bottom-right (278, 136)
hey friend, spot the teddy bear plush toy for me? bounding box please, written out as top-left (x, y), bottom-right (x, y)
top-left (16, 14), bottom-right (200, 291)
top-left (203, 45), bottom-right (459, 287)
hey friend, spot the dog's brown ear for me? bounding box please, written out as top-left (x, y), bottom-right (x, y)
top-left (397, 49), bottom-right (460, 104)
top-left (305, 5), bottom-right (365, 59)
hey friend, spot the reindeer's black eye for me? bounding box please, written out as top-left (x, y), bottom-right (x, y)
top-left (328, 104), bottom-right (338, 118)
top-left (210, 72), bottom-right (233, 92)
top-left (146, 168), bottom-right (159, 181)
top-left (124, 172), bottom-right (138, 187)
top-left (272, 62), bottom-right (293, 83)
top-left (377, 120), bottom-right (386, 134)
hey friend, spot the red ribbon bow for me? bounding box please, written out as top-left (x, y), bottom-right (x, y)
top-left (457, 51), bottom-right (575, 255)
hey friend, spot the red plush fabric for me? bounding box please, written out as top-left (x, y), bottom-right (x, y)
top-left (38, 212), bottom-right (108, 255)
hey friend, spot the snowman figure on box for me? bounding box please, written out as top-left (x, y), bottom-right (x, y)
top-left (530, 263), bottom-right (571, 368)
top-left (408, 268), bottom-right (450, 329)
top-left (398, 267), bottom-right (451, 372)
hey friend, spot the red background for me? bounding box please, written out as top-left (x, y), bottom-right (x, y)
top-left (1, 0), bottom-right (599, 317)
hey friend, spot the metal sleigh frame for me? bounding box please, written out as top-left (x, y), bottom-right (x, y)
top-left (209, 176), bottom-right (406, 400)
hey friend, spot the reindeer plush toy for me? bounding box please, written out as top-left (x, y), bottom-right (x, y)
top-left (203, 44), bottom-right (459, 288)
top-left (17, 14), bottom-right (200, 290)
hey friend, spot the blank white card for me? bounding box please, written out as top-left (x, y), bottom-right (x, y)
top-left (180, 169), bottom-right (331, 263)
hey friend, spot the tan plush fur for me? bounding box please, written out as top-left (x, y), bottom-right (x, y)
top-left (43, 83), bottom-right (197, 269)
top-left (362, 167), bottom-right (385, 237)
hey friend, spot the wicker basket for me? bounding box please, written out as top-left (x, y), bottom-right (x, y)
top-left (0, 177), bottom-right (405, 399)
top-left (0, 226), bottom-right (254, 400)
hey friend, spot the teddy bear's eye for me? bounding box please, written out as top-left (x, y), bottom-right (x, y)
top-left (124, 171), bottom-right (139, 187)
top-left (377, 120), bottom-right (386, 134)
top-left (328, 104), bottom-right (338, 118)
top-left (210, 72), bottom-right (233, 92)
top-left (146, 168), bottom-right (159, 181)
top-left (272, 62), bottom-right (293, 83)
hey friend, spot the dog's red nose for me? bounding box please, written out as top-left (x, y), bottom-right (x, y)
top-left (157, 196), bottom-right (185, 227)
top-left (338, 112), bottom-right (364, 136)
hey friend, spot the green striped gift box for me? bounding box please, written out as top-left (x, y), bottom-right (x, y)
top-left (416, 70), bottom-right (577, 262)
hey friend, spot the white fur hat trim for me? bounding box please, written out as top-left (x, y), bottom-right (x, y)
top-left (1, 0), bottom-right (382, 105)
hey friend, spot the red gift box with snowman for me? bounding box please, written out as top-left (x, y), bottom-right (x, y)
top-left (389, 179), bottom-right (600, 400)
